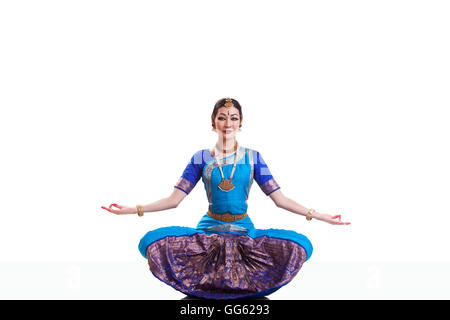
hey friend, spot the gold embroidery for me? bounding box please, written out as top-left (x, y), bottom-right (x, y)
top-left (260, 178), bottom-right (280, 195)
top-left (174, 177), bottom-right (194, 194)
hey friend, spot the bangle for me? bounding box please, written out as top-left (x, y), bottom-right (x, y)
top-left (306, 208), bottom-right (315, 221)
top-left (136, 205), bottom-right (144, 217)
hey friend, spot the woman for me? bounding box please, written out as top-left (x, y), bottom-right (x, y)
top-left (101, 98), bottom-right (350, 299)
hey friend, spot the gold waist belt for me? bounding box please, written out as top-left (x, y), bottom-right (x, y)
top-left (207, 210), bottom-right (247, 223)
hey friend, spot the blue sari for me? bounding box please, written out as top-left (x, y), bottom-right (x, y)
top-left (139, 146), bottom-right (313, 299)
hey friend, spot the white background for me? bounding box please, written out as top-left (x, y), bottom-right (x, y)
top-left (1, 0), bottom-right (449, 299)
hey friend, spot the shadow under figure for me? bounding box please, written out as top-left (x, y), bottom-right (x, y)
top-left (103, 98), bottom-right (350, 300)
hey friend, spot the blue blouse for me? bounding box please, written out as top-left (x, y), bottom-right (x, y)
top-left (173, 146), bottom-right (282, 235)
top-left (174, 146), bottom-right (280, 212)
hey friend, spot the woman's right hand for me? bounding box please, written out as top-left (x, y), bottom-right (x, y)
top-left (101, 203), bottom-right (137, 215)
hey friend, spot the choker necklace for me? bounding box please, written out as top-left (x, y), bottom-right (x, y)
top-left (214, 142), bottom-right (239, 192)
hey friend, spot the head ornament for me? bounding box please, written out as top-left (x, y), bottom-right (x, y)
top-left (224, 98), bottom-right (234, 108)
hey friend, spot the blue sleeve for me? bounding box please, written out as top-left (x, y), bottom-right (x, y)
top-left (253, 151), bottom-right (281, 196)
top-left (173, 150), bottom-right (205, 195)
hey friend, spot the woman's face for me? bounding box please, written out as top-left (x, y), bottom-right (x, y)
top-left (212, 106), bottom-right (241, 139)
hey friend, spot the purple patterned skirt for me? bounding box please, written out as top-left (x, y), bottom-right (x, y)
top-left (143, 231), bottom-right (308, 299)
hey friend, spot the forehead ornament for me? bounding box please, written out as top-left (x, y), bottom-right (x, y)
top-left (224, 98), bottom-right (234, 108)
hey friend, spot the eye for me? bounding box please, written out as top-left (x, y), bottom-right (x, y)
top-left (218, 117), bottom-right (226, 120)
top-left (232, 118), bottom-right (239, 121)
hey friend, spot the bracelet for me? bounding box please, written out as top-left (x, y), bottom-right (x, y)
top-left (306, 208), bottom-right (315, 221)
top-left (136, 204), bottom-right (144, 217)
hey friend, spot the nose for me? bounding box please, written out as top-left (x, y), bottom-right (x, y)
top-left (225, 118), bottom-right (232, 127)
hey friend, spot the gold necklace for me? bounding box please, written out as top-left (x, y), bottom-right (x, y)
top-left (214, 142), bottom-right (239, 192)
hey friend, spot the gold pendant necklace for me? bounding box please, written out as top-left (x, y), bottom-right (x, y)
top-left (214, 142), bottom-right (239, 192)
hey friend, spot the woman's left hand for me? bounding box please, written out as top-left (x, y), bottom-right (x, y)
top-left (314, 213), bottom-right (351, 225)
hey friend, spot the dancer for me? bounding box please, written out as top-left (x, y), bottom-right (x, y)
top-left (101, 97), bottom-right (350, 299)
